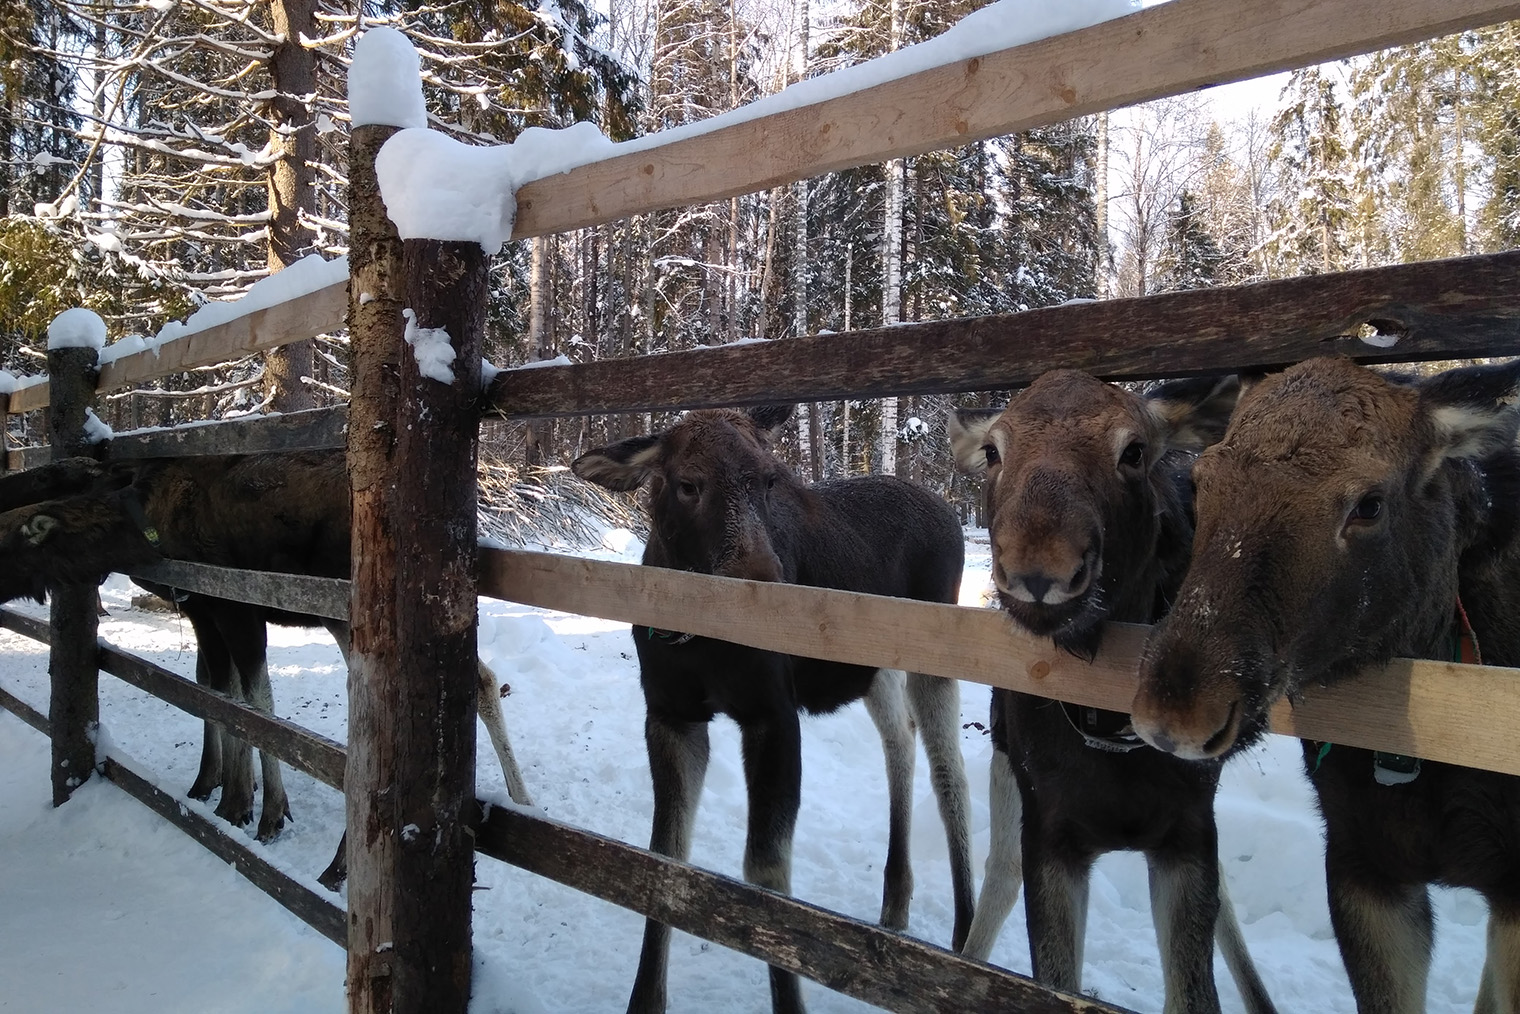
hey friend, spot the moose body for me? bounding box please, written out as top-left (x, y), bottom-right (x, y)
top-left (950, 371), bottom-right (1276, 1014)
top-left (1133, 357), bottom-right (1520, 1013)
top-left (0, 451), bottom-right (530, 862)
top-left (574, 406), bottom-right (974, 1014)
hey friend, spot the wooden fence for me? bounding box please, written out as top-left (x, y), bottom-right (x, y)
top-left (2, 0), bottom-right (1520, 1011)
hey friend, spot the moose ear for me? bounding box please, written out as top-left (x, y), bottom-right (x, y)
top-left (947, 408), bottom-right (1002, 472)
top-left (1418, 359), bottom-right (1520, 469)
top-left (747, 404), bottom-right (794, 436)
top-left (571, 435), bottom-right (663, 492)
top-left (1145, 375), bottom-right (1240, 451)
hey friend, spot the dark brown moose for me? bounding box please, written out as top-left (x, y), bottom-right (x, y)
top-left (0, 451), bottom-right (529, 867)
top-left (1132, 357), bottom-right (1520, 1013)
top-left (950, 370), bottom-right (1277, 1014)
top-left (573, 405), bottom-right (973, 1014)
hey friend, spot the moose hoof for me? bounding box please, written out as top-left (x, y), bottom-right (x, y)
top-left (317, 854), bottom-right (347, 892)
top-left (215, 796), bottom-right (254, 827)
top-left (186, 778), bottom-right (219, 802)
top-left (255, 814), bottom-right (286, 843)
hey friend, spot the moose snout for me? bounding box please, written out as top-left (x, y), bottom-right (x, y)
top-left (1131, 647), bottom-right (1245, 760)
top-left (993, 544), bottom-right (1097, 606)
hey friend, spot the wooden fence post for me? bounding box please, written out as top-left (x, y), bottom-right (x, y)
top-left (346, 117), bottom-right (484, 1011)
top-left (46, 322), bottom-right (102, 805)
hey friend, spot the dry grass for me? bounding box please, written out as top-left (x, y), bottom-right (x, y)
top-left (476, 448), bottom-right (646, 550)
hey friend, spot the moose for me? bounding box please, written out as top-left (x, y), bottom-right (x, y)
top-left (1132, 357), bottom-right (1520, 1013)
top-left (0, 450), bottom-right (531, 869)
top-left (949, 371), bottom-right (1277, 1014)
top-left (573, 405), bottom-right (974, 1014)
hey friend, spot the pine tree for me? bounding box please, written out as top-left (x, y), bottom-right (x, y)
top-left (1155, 190), bottom-right (1225, 291)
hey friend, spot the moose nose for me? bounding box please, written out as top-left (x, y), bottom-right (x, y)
top-left (1007, 557), bottom-right (1092, 605)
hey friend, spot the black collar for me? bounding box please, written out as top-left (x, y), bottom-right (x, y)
top-left (1060, 701), bottom-right (1146, 753)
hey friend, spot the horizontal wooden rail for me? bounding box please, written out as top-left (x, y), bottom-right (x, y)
top-left (97, 641), bottom-right (347, 791)
top-left (107, 407), bottom-right (349, 459)
top-left (129, 561), bottom-right (350, 622)
top-left (491, 251), bottom-right (1520, 418)
top-left (0, 681), bottom-right (47, 734)
top-left (480, 549), bottom-right (1520, 777)
top-left (5, 445), bottom-right (49, 471)
top-left (0, 607), bottom-right (49, 643)
top-left (100, 756), bottom-right (347, 947)
top-left (5, 280), bottom-right (347, 414)
top-left (0, 675), bottom-right (345, 949)
top-left (0, 608), bottom-right (345, 790)
top-left (475, 805), bottom-right (1128, 1014)
top-left (509, 0), bottom-right (1520, 240)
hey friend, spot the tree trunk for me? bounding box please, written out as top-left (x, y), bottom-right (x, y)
top-left (264, 0), bottom-right (318, 412)
top-left (526, 235), bottom-right (555, 465)
top-left (879, 0), bottom-right (903, 476)
top-left (1096, 111), bottom-right (1110, 297)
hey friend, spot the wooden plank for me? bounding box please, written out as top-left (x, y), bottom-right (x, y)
top-left (0, 682), bottom-right (48, 735)
top-left (510, 0), bottom-right (1520, 240)
top-left (479, 549), bottom-right (1520, 778)
top-left (6, 280), bottom-right (348, 413)
top-left (128, 561), bottom-right (350, 621)
top-left (491, 251), bottom-right (1520, 418)
top-left (475, 805), bottom-right (1128, 1014)
top-left (107, 406), bottom-right (348, 459)
top-left (97, 641), bottom-right (347, 791)
top-left (5, 446), bottom-right (49, 471)
top-left (0, 607), bottom-right (50, 643)
top-left (101, 756), bottom-right (347, 947)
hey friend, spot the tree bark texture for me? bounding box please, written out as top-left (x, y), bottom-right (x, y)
top-left (264, 0), bottom-right (319, 413)
top-left (46, 344), bottom-right (101, 806)
top-left (346, 122), bottom-right (485, 1014)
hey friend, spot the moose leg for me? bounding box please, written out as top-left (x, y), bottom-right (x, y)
top-left (1474, 910), bottom-right (1520, 1014)
top-left (217, 605), bottom-right (287, 841)
top-left (739, 710), bottom-right (805, 1014)
top-left (1023, 819), bottom-right (1091, 994)
top-left (1325, 859), bottom-right (1432, 1014)
top-left (863, 669), bottom-right (914, 931)
top-left (907, 671), bottom-right (975, 950)
top-left (185, 622), bottom-right (229, 801)
top-left (1146, 848), bottom-right (1224, 1014)
top-left (962, 744), bottom-right (1022, 961)
top-left (627, 713), bottom-right (711, 1014)
top-left (1214, 864), bottom-right (1278, 1014)
top-left (476, 660), bottom-right (532, 806)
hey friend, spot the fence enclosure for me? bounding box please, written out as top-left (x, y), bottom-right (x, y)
top-left (2, 1), bottom-right (1520, 1012)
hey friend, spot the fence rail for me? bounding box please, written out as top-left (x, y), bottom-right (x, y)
top-left (508, 0), bottom-right (1520, 240)
top-left (489, 251), bottom-right (1520, 418)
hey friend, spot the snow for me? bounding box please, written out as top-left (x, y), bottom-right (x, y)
top-left (46, 308), bottom-right (108, 351)
top-left (141, 253), bottom-right (350, 357)
top-left (371, 0), bottom-right (1138, 252)
top-left (505, 354), bottom-right (573, 371)
top-left (0, 369), bottom-right (18, 395)
top-left (375, 123), bottom-right (614, 255)
top-left (348, 26), bottom-right (427, 130)
top-left (82, 407), bottom-right (114, 444)
top-left (401, 308), bottom-right (457, 384)
top-left (0, 537), bottom-right (1492, 1013)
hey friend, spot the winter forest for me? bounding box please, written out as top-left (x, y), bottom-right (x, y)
top-left (1, 0), bottom-right (1518, 518)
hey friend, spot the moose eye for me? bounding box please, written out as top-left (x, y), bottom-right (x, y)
top-left (1348, 494), bottom-right (1383, 524)
top-left (677, 480), bottom-right (699, 498)
top-left (766, 475), bottom-right (777, 490)
top-left (1119, 441), bottom-right (1146, 469)
top-left (982, 444), bottom-right (1000, 467)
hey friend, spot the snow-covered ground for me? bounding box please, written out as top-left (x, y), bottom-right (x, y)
top-left (0, 532), bottom-right (1490, 1013)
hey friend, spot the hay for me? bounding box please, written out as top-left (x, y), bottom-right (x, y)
top-left (476, 448), bottom-right (646, 551)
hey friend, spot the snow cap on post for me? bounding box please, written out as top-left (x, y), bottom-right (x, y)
top-left (348, 27), bottom-right (426, 130)
top-left (376, 122), bottom-right (613, 255)
top-left (46, 308), bottom-right (107, 352)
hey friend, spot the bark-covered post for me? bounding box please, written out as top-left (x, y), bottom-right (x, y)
top-left (45, 309), bottom-right (105, 805)
top-left (345, 29), bottom-right (482, 1014)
